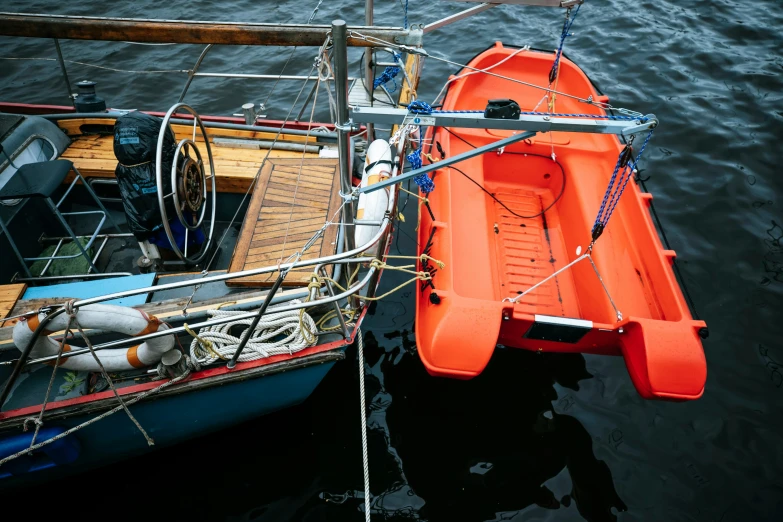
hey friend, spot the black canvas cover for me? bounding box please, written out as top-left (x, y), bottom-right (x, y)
top-left (113, 111), bottom-right (177, 240)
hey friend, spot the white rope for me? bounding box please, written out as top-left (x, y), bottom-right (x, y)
top-left (188, 302), bottom-right (317, 365)
top-left (431, 45), bottom-right (530, 105)
top-left (356, 328), bottom-right (371, 522)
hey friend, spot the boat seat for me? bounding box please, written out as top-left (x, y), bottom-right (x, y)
top-left (0, 160), bottom-right (73, 200)
top-left (0, 159), bottom-right (121, 278)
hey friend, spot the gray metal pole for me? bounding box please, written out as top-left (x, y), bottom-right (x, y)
top-left (364, 0), bottom-right (375, 142)
top-left (53, 38), bottom-right (74, 107)
top-left (332, 20), bottom-right (356, 260)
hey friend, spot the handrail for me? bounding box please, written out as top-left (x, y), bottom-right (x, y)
top-left (8, 260), bottom-right (377, 367)
top-left (0, 13), bottom-right (423, 47)
top-left (40, 112), bottom-right (340, 139)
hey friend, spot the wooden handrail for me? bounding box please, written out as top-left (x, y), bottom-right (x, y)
top-left (0, 12), bottom-right (422, 47)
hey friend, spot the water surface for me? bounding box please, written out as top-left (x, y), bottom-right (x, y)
top-left (1, 0), bottom-right (782, 520)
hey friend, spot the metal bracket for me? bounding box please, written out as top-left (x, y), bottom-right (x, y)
top-left (621, 114), bottom-right (658, 135)
top-left (334, 118), bottom-right (360, 132)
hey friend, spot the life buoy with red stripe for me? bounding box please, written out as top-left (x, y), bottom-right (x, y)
top-left (12, 304), bottom-right (176, 372)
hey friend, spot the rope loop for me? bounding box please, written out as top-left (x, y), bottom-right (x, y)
top-left (64, 299), bottom-right (78, 318)
top-left (23, 417), bottom-right (43, 432)
top-left (373, 52), bottom-right (402, 93)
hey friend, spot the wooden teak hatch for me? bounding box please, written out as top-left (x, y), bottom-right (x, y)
top-left (227, 158), bottom-right (342, 287)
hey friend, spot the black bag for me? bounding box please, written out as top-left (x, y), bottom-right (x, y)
top-left (484, 98), bottom-right (521, 120)
top-left (113, 112), bottom-right (177, 240)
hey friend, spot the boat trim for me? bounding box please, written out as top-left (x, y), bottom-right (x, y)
top-left (0, 337), bottom-right (351, 426)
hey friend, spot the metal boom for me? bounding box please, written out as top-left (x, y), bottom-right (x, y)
top-left (0, 12), bottom-right (423, 47)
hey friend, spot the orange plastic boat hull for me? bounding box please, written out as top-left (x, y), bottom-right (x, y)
top-left (415, 43), bottom-right (707, 401)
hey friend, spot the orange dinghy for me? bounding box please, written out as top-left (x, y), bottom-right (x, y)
top-left (414, 43), bottom-right (708, 401)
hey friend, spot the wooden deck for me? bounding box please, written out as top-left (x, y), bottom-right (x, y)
top-left (226, 158), bottom-right (342, 287)
top-left (0, 284), bottom-right (26, 326)
top-left (57, 118), bottom-right (329, 193)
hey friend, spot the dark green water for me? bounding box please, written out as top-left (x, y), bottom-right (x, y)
top-left (1, 0), bottom-right (782, 520)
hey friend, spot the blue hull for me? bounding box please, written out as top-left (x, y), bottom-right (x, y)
top-left (1, 357), bottom-right (337, 489)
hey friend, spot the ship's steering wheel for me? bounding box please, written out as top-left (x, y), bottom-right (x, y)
top-left (155, 103), bottom-right (217, 265)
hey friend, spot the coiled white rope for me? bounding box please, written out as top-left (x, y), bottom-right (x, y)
top-left (188, 301), bottom-right (318, 365)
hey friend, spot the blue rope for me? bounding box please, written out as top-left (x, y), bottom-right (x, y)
top-left (549, 3), bottom-right (582, 84)
top-left (591, 129), bottom-right (654, 240)
top-left (408, 136), bottom-right (434, 193)
top-left (373, 52), bottom-right (402, 92)
top-left (408, 100), bottom-right (433, 114)
top-left (404, 0), bottom-right (409, 29)
top-left (406, 99), bottom-right (435, 193)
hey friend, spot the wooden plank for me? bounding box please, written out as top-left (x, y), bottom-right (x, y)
top-left (225, 161), bottom-right (275, 278)
top-left (56, 118), bottom-right (330, 145)
top-left (57, 131), bottom-right (328, 194)
top-left (0, 284), bottom-right (27, 326)
top-left (0, 13), bottom-right (415, 48)
top-left (226, 158), bottom-right (341, 287)
top-left (392, 52), bottom-right (424, 135)
top-left (267, 180), bottom-right (331, 197)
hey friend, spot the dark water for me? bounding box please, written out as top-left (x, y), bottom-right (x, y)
top-left (2, 0), bottom-right (783, 520)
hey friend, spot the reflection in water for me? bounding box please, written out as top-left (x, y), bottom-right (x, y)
top-left (308, 333), bottom-right (627, 521)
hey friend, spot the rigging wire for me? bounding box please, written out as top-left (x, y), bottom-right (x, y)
top-left (348, 31), bottom-right (641, 118)
top-left (0, 56), bottom-right (186, 74)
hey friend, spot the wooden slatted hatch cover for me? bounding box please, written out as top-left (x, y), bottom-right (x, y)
top-left (0, 284), bottom-right (27, 326)
top-left (227, 158), bottom-right (342, 287)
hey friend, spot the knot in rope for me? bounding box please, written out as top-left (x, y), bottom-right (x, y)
top-left (420, 254), bottom-right (445, 270)
top-left (373, 52), bottom-right (402, 93)
top-left (184, 322), bottom-right (220, 359)
top-left (369, 259), bottom-right (431, 281)
top-left (307, 274), bottom-right (322, 293)
top-left (408, 100), bottom-right (433, 114)
top-left (23, 417), bottom-right (43, 432)
top-left (408, 148), bottom-right (434, 194)
top-left (64, 299), bottom-right (78, 318)
top-left (404, 112), bottom-right (434, 194)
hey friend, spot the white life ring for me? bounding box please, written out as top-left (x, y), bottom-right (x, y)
top-left (355, 139), bottom-right (396, 254)
top-left (13, 304), bottom-right (175, 372)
